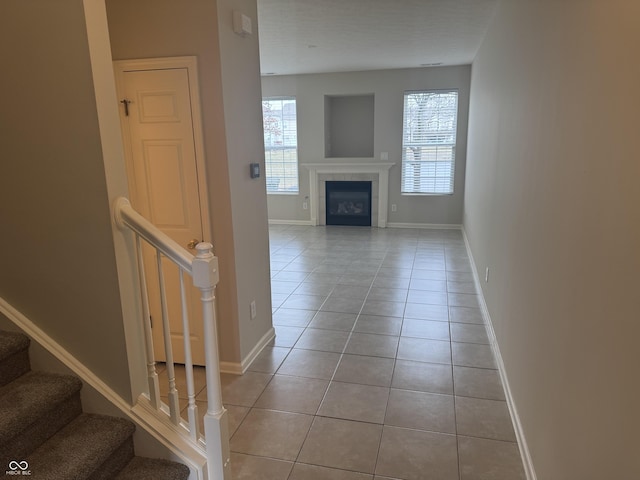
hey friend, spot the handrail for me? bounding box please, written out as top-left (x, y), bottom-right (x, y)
top-left (113, 196), bottom-right (230, 480)
top-left (114, 197), bottom-right (193, 271)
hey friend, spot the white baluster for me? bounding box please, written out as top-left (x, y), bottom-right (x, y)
top-left (135, 235), bottom-right (160, 409)
top-left (156, 250), bottom-right (180, 425)
top-left (179, 270), bottom-right (200, 440)
top-left (192, 243), bottom-right (230, 480)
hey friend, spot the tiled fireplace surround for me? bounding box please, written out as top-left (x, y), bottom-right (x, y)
top-left (303, 163), bottom-right (395, 228)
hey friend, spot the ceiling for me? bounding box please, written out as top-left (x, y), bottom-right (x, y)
top-left (257, 0), bottom-right (499, 76)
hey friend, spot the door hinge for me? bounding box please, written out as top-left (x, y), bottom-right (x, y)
top-left (149, 315), bottom-right (153, 328)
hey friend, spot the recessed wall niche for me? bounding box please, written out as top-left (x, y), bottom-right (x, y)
top-left (324, 94), bottom-right (374, 158)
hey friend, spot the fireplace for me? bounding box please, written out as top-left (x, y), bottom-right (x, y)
top-left (302, 163), bottom-right (394, 227)
top-left (325, 181), bottom-right (372, 226)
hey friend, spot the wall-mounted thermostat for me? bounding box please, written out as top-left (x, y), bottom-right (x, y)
top-left (249, 163), bottom-right (260, 179)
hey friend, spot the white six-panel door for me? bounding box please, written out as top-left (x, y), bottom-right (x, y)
top-left (115, 58), bottom-right (210, 366)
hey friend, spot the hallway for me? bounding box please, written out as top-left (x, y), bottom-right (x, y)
top-left (162, 225), bottom-right (526, 479)
top-left (228, 225), bottom-right (526, 479)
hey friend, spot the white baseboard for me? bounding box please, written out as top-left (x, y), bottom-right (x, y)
top-left (218, 361), bottom-right (243, 375)
top-left (386, 222), bottom-right (462, 230)
top-left (267, 219), bottom-right (313, 226)
top-left (461, 228), bottom-right (537, 480)
top-left (267, 219), bottom-right (462, 230)
top-left (0, 297), bottom-right (205, 480)
top-left (220, 327), bottom-right (275, 375)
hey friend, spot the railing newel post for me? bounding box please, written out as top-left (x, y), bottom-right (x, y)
top-left (192, 242), bottom-right (231, 479)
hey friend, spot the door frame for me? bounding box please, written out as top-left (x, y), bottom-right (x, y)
top-left (113, 56), bottom-right (212, 244)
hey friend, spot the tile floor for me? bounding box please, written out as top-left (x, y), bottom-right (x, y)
top-left (162, 225), bottom-right (526, 480)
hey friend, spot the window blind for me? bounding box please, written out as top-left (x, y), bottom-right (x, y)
top-left (401, 91), bottom-right (458, 194)
top-left (262, 97), bottom-right (299, 193)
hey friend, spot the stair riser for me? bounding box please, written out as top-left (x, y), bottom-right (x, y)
top-left (0, 349), bottom-right (30, 387)
top-left (115, 457), bottom-right (191, 480)
top-left (0, 394), bottom-right (82, 466)
top-left (87, 437), bottom-right (135, 480)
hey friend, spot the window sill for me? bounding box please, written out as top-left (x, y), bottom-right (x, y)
top-left (401, 192), bottom-right (455, 197)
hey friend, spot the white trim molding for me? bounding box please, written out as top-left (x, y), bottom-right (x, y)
top-left (461, 227), bottom-right (537, 480)
top-left (82, 0), bottom-right (149, 408)
top-left (219, 327), bottom-right (275, 375)
top-left (386, 222), bottom-right (461, 230)
top-left (302, 162), bottom-right (395, 228)
top-left (267, 219), bottom-right (314, 226)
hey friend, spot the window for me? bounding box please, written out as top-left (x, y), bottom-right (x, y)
top-left (262, 97), bottom-right (299, 193)
top-left (401, 90), bottom-right (458, 194)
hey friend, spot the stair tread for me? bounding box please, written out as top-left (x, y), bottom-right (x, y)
top-left (0, 330), bottom-right (189, 477)
top-left (0, 330), bottom-right (30, 361)
top-left (27, 413), bottom-right (135, 479)
top-left (115, 456), bottom-right (190, 480)
top-left (0, 371), bottom-right (82, 443)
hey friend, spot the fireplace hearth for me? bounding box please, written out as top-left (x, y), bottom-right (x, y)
top-left (325, 181), bottom-right (372, 226)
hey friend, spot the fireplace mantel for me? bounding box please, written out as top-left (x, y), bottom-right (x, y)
top-left (302, 162), bottom-right (395, 228)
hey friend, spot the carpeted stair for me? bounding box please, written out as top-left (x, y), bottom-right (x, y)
top-left (0, 330), bottom-right (189, 479)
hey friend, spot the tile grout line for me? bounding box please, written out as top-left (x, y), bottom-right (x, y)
top-left (368, 241), bottom-right (418, 478)
top-left (290, 238), bottom-right (391, 474)
top-left (445, 248), bottom-right (464, 480)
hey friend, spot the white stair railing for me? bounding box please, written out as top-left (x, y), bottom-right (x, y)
top-left (114, 197), bottom-right (230, 480)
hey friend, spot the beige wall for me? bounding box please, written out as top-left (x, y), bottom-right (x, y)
top-left (216, 0), bottom-right (273, 360)
top-left (106, 0), bottom-right (272, 364)
top-left (0, 0), bottom-right (131, 400)
top-left (261, 66), bottom-right (471, 225)
top-left (464, 1), bottom-right (640, 479)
